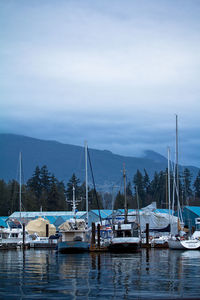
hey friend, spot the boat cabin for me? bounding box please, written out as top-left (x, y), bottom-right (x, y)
top-left (113, 223), bottom-right (139, 238)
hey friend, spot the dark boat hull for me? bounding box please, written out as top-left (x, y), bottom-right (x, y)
top-left (57, 241), bottom-right (90, 253)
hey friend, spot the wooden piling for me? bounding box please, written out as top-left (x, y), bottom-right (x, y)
top-left (146, 223), bottom-right (150, 248)
top-left (97, 224), bottom-right (100, 248)
top-left (22, 223), bottom-right (25, 250)
top-left (46, 224), bottom-right (49, 237)
top-left (91, 222), bottom-right (96, 245)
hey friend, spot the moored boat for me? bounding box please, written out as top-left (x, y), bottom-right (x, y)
top-left (57, 185), bottom-right (90, 253)
top-left (168, 236), bottom-right (200, 250)
top-left (108, 223), bottom-right (141, 252)
top-left (57, 218), bottom-right (90, 253)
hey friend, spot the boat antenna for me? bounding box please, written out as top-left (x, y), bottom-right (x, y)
top-left (72, 185), bottom-right (76, 220)
top-left (87, 148), bottom-right (102, 225)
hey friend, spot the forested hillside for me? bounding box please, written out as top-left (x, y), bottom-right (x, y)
top-left (1, 133), bottom-right (199, 191)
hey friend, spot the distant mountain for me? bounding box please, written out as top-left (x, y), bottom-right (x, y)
top-left (0, 134), bottom-right (199, 190)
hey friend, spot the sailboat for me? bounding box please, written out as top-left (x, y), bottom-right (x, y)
top-left (108, 165), bottom-right (141, 252)
top-left (168, 115), bottom-right (200, 250)
top-left (57, 142), bottom-right (90, 253)
top-left (0, 152), bottom-right (33, 248)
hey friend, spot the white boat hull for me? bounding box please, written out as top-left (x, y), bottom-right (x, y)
top-left (168, 238), bottom-right (200, 250)
top-left (180, 240), bottom-right (200, 250)
top-left (168, 239), bottom-right (184, 249)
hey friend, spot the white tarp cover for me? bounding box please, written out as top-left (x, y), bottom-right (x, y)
top-left (128, 211), bottom-right (178, 235)
top-left (26, 217), bottom-right (56, 237)
top-left (59, 218), bottom-right (86, 231)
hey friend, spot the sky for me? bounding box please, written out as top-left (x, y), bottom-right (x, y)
top-left (1, 0), bottom-right (200, 167)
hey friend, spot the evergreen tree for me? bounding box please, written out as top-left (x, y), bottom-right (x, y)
top-left (8, 180), bottom-right (19, 214)
top-left (133, 170), bottom-right (145, 207)
top-left (40, 165), bottom-right (51, 192)
top-left (157, 171), bottom-right (167, 208)
top-left (27, 166), bottom-right (41, 201)
top-left (88, 188), bottom-right (103, 210)
top-left (126, 181), bottom-right (134, 209)
top-left (56, 180), bottom-right (67, 210)
top-left (149, 171), bottom-right (159, 205)
top-left (182, 168), bottom-right (193, 204)
top-left (0, 180), bottom-right (9, 215)
top-left (194, 170), bottom-right (200, 199)
top-left (114, 191), bottom-right (124, 209)
top-left (66, 174), bottom-right (80, 199)
top-left (143, 169), bottom-right (151, 206)
top-left (47, 175), bottom-right (60, 211)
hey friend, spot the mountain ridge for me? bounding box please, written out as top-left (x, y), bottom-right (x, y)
top-left (0, 133), bottom-right (199, 190)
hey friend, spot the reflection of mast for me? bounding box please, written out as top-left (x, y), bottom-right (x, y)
top-left (123, 164), bottom-right (128, 224)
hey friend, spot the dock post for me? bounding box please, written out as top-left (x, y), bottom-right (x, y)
top-left (46, 224), bottom-right (49, 237)
top-left (22, 223), bottom-right (25, 250)
top-left (146, 223), bottom-right (150, 248)
top-left (91, 222), bottom-right (96, 247)
top-left (97, 224), bottom-right (101, 249)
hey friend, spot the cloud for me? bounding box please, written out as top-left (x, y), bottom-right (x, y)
top-left (0, 0), bottom-right (200, 167)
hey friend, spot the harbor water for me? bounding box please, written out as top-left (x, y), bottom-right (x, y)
top-left (0, 249), bottom-right (200, 299)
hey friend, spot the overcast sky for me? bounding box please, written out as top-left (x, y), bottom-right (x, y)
top-left (1, 0), bottom-right (200, 167)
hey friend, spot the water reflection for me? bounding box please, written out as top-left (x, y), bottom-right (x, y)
top-left (0, 249), bottom-right (200, 299)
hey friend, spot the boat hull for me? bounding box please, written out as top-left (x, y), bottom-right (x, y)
top-left (168, 239), bottom-right (185, 249)
top-left (168, 239), bottom-right (200, 250)
top-left (181, 240), bottom-right (200, 250)
top-left (108, 236), bottom-right (141, 252)
top-left (57, 241), bottom-right (90, 253)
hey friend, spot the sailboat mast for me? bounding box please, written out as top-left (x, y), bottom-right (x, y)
top-left (168, 147), bottom-right (171, 233)
top-left (85, 141), bottom-right (89, 226)
top-left (19, 152), bottom-right (22, 220)
top-left (176, 114), bottom-right (179, 206)
top-left (123, 164), bottom-right (128, 224)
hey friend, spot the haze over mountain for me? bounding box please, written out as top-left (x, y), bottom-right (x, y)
top-left (0, 134), bottom-right (199, 191)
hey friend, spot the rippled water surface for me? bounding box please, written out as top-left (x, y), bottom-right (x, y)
top-left (0, 249), bottom-right (200, 299)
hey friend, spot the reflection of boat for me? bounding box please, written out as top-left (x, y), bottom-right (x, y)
top-left (181, 250), bottom-right (200, 259)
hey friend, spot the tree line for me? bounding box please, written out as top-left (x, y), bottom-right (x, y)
top-left (0, 165), bottom-right (200, 216)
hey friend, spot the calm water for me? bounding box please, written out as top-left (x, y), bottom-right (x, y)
top-left (0, 249), bottom-right (200, 299)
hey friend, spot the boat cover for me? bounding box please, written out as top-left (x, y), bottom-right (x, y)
top-left (26, 217), bottom-right (56, 237)
top-left (128, 210), bottom-right (178, 235)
